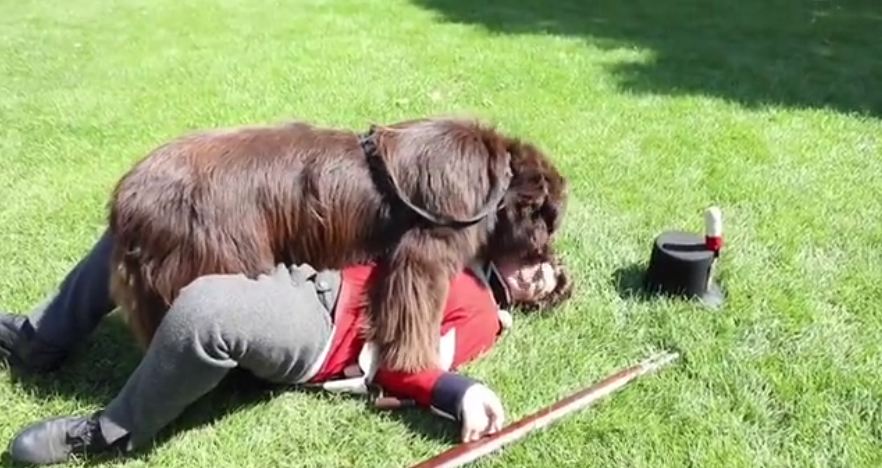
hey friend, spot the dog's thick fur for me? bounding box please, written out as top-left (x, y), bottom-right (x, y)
top-left (107, 117), bottom-right (567, 372)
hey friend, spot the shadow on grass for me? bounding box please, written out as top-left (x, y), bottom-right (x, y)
top-left (611, 262), bottom-right (652, 301)
top-left (412, 0), bottom-right (882, 117)
top-left (5, 316), bottom-right (142, 407)
top-left (382, 406), bottom-right (460, 443)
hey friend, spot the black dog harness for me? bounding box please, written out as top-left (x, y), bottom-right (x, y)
top-left (358, 126), bottom-right (513, 228)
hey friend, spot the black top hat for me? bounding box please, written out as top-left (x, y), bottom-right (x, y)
top-left (643, 208), bottom-right (725, 309)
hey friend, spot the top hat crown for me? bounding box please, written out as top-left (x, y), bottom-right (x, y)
top-left (643, 207), bottom-right (725, 308)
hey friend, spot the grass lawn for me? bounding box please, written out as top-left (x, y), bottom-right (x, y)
top-left (2, 0), bottom-right (881, 466)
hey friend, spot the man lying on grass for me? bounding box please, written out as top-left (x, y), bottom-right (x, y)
top-left (0, 231), bottom-right (573, 465)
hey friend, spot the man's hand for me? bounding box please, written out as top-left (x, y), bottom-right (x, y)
top-left (460, 384), bottom-right (505, 442)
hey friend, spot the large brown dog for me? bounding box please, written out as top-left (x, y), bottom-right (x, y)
top-left (107, 117), bottom-right (567, 372)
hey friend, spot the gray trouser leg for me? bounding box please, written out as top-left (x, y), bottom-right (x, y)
top-left (98, 264), bottom-right (334, 450)
top-left (17, 230), bottom-right (117, 368)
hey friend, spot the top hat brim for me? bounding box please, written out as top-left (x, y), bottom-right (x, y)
top-left (698, 279), bottom-right (725, 310)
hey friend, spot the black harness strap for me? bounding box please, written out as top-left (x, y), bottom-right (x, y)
top-left (359, 127), bottom-right (512, 229)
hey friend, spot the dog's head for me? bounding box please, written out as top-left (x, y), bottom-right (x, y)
top-left (489, 136), bottom-right (568, 262)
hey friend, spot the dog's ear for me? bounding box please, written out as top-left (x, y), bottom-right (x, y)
top-left (490, 137), bottom-right (567, 259)
top-left (510, 139), bottom-right (567, 235)
top-left (542, 169), bottom-right (567, 237)
top-left (506, 141), bottom-right (553, 209)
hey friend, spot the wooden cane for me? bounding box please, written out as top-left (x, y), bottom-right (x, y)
top-left (411, 350), bottom-right (680, 468)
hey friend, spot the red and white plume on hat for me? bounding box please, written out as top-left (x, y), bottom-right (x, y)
top-left (704, 206), bottom-right (723, 254)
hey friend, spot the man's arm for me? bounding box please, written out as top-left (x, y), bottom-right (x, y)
top-left (371, 296), bottom-right (506, 441)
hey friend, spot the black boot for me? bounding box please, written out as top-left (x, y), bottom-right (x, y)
top-left (0, 312), bottom-right (68, 374)
top-left (0, 312), bottom-right (26, 362)
top-left (8, 412), bottom-right (127, 465)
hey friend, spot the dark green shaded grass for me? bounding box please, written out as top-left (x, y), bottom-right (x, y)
top-left (1, 0), bottom-right (881, 466)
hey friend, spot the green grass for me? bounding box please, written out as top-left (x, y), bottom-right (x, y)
top-left (2, 0), bottom-right (881, 466)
